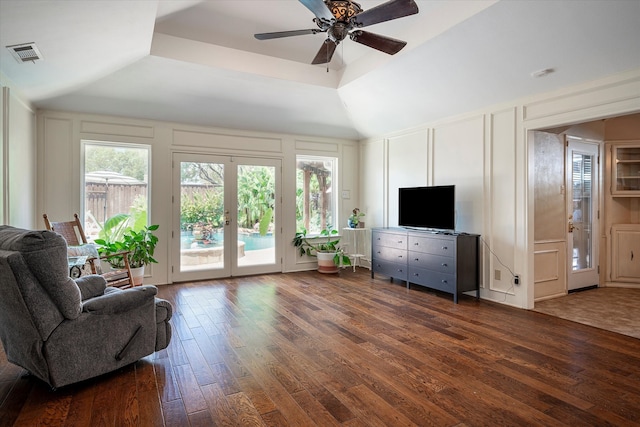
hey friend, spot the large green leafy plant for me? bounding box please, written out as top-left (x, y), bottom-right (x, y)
top-left (292, 228), bottom-right (351, 266)
top-left (95, 221), bottom-right (159, 269)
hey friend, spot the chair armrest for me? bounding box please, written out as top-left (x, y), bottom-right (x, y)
top-left (82, 285), bottom-right (158, 315)
top-left (75, 275), bottom-right (107, 300)
top-left (99, 250), bottom-right (130, 265)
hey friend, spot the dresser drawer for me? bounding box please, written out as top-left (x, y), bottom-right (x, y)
top-left (408, 266), bottom-right (456, 293)
top-left (372, 232), bottom-right (407, 250)
top-left (408, 252), bottom-right (455, 274)
top-left (373, 246), bottom-right (406, 264)
top-left (408, 234), bottom-right (455, 256)
top-left (372, 260), bottom-right (408, 281)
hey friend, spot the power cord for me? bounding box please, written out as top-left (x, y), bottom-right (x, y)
top-left (480, 236), bottom-right (516, 301)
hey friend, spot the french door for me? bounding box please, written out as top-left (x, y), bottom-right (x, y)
top-left (172, 153), bottom-right (281, 282)
top-left (566, 138), bottom-right (599, 291)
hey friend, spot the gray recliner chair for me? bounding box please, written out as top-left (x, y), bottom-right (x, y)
top-left (0, 225), bottom-right (172, 389)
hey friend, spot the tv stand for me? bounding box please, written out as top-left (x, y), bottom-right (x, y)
top-left (371, 227), bottom-right (480, 303)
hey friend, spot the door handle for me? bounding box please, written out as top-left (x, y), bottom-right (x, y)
top-left (225, 210), bottom-right (230, 225)
top-left (568, 221), bottom-right (574, 233)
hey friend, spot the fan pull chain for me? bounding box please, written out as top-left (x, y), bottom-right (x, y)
top-left (326, 40), bottom-right (329, 73)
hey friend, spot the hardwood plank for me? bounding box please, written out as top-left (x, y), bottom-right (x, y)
top-left (173, 363), bottom-right (208, 414)
top-left (226, 391), bottom-right (267, 426)
top-left (162, 399), bottom-right (189, 426)
top-left (136, 361), bottom-right (164, 427)
top-left (201, 382), bottom-right (239, 426)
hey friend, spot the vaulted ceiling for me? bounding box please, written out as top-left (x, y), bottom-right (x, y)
top-left (1, 0), bottom-right (639, 140)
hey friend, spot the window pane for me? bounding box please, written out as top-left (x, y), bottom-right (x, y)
top-left (83, 142), bottom-right (150, 241)
top-left (296, 156), bottom-right (336, 234)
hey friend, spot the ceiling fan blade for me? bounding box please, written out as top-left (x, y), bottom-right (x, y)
top-left (353, 0), bottom-right (419, 28)
top-left (255, 29), bottom-right (321, 40)
top-left (350, 30), bottom-right (407, 55)
top-left (299, 0), bottom-right (334, 23)
top-left (311, 39), bottom-right (338, 64)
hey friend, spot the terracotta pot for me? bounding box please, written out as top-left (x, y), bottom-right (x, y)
top-left (130, 266), bottom-right (145, 286)
top-left (316, 252), bottom-right (339, 274)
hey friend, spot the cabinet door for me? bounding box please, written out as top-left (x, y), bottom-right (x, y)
top-left (612, 226), bottom-right (640, 282)
top-left (612, 144), bottom-right (640, 196)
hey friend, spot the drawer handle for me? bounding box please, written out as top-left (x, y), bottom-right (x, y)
top-left (414, 242), bottom-right (419, 246)
top-left (413, 273), bottom-right (419, 277)
top-left (441, 280), bottom-right (448, 284)
top-left (398, 240), bottom-right (403, 244)
top-left (414, 258), bottom-right (420, 261)
top-left (442, 246), bottom-right (448, 250)
top-left (441, 263), bottom-right (448, 267)
top-left (398, 255), bottom-right (403, 259)
top-left (632, 250), bottom-right (634, 261)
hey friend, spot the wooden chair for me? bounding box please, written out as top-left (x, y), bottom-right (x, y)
top-left (43, 213), bottom-right (135, 289)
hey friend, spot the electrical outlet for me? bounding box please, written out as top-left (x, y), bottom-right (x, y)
top-left (514, 275), bottom-right (520, 285)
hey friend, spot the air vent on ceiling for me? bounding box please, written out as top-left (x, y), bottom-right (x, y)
top-left (6, 43), bottom-right (43, 63)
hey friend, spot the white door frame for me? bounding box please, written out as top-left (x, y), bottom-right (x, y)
top-left (566, 137), bottom-right (601, 292)
top-left (172, 152), bottom-right (282, 283)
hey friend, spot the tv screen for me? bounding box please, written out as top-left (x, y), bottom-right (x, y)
top-left (399, 185), bottom-right (455, 231)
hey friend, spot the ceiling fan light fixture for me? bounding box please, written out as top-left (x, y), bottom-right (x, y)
top-left (327, 0), bottom-right (362, 22)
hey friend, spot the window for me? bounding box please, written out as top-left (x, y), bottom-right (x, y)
top-left (82, 141), bottom-right (151, 241)
top-left (296, 155), bottom-right (337, 234)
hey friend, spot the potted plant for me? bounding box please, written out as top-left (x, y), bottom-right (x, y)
top-left (348, 208), bottom-right (365, 228)
top-left (292, 228), bottom-right (351, 273)
top-left (95, 223), bottom-right (159, 286)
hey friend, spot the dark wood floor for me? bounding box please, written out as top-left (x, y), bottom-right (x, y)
top-left (2, 269), bottom-right (640, 426)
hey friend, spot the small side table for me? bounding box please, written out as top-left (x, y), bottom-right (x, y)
top-left (342, 227), bottom-right (369, 271)
top-left (68, 256), bottom-right (88, 278)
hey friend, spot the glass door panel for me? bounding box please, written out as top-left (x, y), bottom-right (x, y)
top-left (236, 164), bottom-right (276, 267)
top-left (233, 158), bottom-right (281, 276)
top-left (566, 138), bottom-right (599, 291)
top-left (174, 154), bottom-right (229, 281)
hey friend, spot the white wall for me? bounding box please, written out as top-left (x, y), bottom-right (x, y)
top-left (36, 111), bottom-right (359, 285)
top-left (0, 78), bottom-right (36, 228)
top-left (361, 69), bottom-right (640, 309)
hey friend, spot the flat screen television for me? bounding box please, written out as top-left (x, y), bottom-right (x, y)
top-left (398, 185), bottom-right (455, 231)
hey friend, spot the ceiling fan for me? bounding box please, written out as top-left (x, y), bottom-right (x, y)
top-left (254, 0), bottom-right (419, 65)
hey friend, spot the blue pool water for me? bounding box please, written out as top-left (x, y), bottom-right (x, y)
top-left (182, 232), bottom-right (274, 251)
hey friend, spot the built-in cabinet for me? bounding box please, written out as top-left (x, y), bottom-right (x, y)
top-left (371, 227), bottom-right (480, 303)
top-left (606, 141), bottom-right (640, 286)
top-left (611, 224), bottom-right (640, 283)
top-left (612, 144), bottom-right (640, 195)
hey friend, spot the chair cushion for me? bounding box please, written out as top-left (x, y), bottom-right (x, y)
top-left (67, 244), bottom-right (103, 274)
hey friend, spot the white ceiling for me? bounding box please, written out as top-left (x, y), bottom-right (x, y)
top-left (1, 0), bottom-right (639, 140)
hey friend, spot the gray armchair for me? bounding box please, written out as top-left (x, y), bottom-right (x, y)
top-left (0, 225), bottom-right (172, 389)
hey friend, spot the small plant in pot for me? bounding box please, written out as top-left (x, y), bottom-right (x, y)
top-left (292, 228), bottom-right (351, 273)
top-left (348, 208), bottom-right (365, 228)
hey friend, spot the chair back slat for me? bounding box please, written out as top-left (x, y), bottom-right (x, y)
top-left (43, 213), bottom-right (87, 246)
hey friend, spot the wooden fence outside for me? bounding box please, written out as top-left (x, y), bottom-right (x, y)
top-left (84, 183), bottom-right (217, 228)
